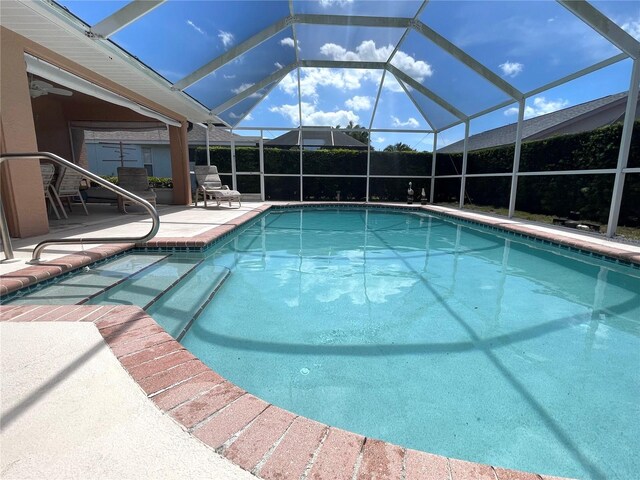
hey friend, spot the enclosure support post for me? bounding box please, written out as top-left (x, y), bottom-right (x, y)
top-left (230, 130), bottom-right (237, 191)
top-left (205, 124), bottom-right (211, 166)
top-left (259, 130), bottom-right (265, 201)
top-left (366, 131), bottom-right (371, 202)
top-left (430, 133), bottom-right (437, 203)
top-left (508, 98), bottom-right (526, 218)
top-left (458, 121), bottom-right (470, 208)
top-left (606, 59), bottom-right (639, 237)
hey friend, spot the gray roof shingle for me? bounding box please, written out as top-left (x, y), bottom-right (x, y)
top-left (438, 91), bottom-right (637, 153)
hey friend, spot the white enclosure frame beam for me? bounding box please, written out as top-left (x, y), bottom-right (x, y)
top-left (294, 14), bottom-right (411, 28)
top-left (508, 99), bottom-right (526, 218)
top-left (230, 131), bottom-right (237, 191)
top-left (173, 16), bottom-right (293, 91)
top-left (369, 69), bottom-right (387, 130)
top-left (558, 0), bottom-right (640, 59)
top-left (211, 63), bottom-right (296, 114)
top-left (606, 59), bottom-right (640, 237)
top-left (458, 121), bottom-right (470, 208)
top-left (387, 65), bottom-right (467, 121)
top-left (205, 124), bottom-right (211, 166)
top-left (412, 20), bottom-right (522, 101)
top-left (259, 132), bottom-right (265, 201)
top-left (430, 133), bottom-right (437, 203)
top-left (300, 60), bottom-right (386, 70)
top-left (396, 74), bottom-right (436, 131)
top-left (90, 0), bottom-right (165, 38)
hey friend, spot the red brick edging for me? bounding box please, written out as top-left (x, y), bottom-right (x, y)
top-left (0, 304), bottom-right (569, 480)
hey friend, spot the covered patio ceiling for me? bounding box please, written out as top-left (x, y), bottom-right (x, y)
top-left (5, 0), bottom-right (639, 132)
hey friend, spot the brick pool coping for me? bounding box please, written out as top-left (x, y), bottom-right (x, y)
top-left (0, 202), bottom-right (632, 478)
top-left (0, 304), bottom-right (570, 480)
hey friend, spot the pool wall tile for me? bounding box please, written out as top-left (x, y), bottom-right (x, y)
top-left (192, 394), bottom-right (269, 450)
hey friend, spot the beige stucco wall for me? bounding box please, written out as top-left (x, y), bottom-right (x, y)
top-left (0, 26), bottom-right (192, 238)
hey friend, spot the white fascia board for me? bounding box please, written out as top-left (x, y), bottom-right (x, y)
top-left (25, 54), bottom-right (181, 126)
top-left (90, 0), bottom-right (165, 39)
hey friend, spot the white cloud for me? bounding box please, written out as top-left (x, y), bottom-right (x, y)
top-left (244, 113), bottom-right (253, 121)
top-left (499, 61), bottom-right (523, 78)
top-left (321, 40), bottom-right (433, 82)
top-left (276, 40), bottom-right (430, 99)
top-left (280, 37), bottom-right (296, 48)
top-left (504, 96), bottom-right (569, 119)
top-left (373, 136), bottom-right (386, 144)
top-left (231, 83), bottom-right (254, 94)
top-left (186, 20), bottom-right (205, 35)
top-left (345, 96), bottom-right (372, 111)
top-left (274, 62), bottom-right (284, 69)
top-left (270, 101), bottom-right (359, 126)
top-left (319, 0), bottom-right (354, 7)
top-left (391, 116), bottom-right (419, 128)
top-left (223, 74), bottom-right (236, 79)
top-left (621, 20), bottom-right (640, 40)
top-left (218, 30), bottom-right (234, 47)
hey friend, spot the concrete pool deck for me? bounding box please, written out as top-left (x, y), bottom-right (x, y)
top-left (2, 201), bottom-right (637, 479)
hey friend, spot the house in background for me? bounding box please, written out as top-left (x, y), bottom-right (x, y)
top-left (438, 91), bottom-right (640, 153)
top-left (266, 127), bottom-right (367, 151)
top-left (85, 124), bottom-right (259, 177)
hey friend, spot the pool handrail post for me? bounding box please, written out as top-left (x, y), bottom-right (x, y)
top-left (0, 152), bottom-right (160, 262)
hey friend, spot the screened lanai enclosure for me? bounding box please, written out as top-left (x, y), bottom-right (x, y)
top-left (21, 0), bottom-right (640, 236)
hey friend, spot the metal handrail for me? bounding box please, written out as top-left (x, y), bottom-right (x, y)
top-left (0, 152), bottom-right (160, 262)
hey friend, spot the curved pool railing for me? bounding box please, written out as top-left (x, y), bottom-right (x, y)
top-left (0, 152), bottom-right (160, 262)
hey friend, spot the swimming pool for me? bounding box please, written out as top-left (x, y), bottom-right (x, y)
top-left (7, 207), bottom-right (640, 479)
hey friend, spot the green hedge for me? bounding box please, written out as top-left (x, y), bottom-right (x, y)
top-left (99, 176), bottom-right (173, 189)
top-left (190, 122), bottom-right (639, 226)
top-left (435, 121), bottom-right (640, 225)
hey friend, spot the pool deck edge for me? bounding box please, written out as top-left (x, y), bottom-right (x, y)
top-left (0, 304), bottom-right (573, 480)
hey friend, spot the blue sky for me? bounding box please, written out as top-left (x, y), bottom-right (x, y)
top-left (60, 0), bottom-right (639, 151)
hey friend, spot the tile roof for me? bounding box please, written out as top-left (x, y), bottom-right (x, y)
top-left (265, 128), bottom-right (367, 148)
top-left (438, 91), bottom-right (636, 153)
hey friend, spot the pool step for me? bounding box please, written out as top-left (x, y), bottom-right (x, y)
top-left (85, 256), bottom-right (199, 309)
top-left (146, 264), bottom-right (231, 339)
top-left (7, 254), bottom-right (169, 305)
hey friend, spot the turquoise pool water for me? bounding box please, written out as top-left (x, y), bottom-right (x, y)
top-left (9, 208), bottom-right (640, 478)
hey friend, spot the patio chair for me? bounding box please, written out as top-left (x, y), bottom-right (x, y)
top-left (194, 165), bottom-right (242, 208)
top-left (117, 167), bottom-right (157, 213)
top-left (40, 163), bottom-right (62, 220)
top-left (54, 166), bottom-right (89, 217)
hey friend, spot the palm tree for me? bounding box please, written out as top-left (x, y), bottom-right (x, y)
top-left (383, 142), bottom-right (415, 152)
top-left (335, 120), bottom-right (369, 146)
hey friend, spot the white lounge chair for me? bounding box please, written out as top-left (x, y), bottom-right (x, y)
top-left (194, 165), bottom-right (242, 208)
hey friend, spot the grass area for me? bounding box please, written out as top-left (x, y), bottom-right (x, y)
top-left (437, 203), bottom-right (640, 242)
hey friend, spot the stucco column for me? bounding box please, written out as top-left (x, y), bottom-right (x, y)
top-left (168, 123), bottom-right (191, 205)
top-left (0, 27), bottom-right (49, 237)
